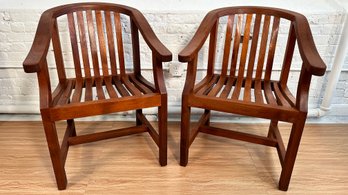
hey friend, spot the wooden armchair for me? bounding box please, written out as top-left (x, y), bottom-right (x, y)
top-left (23, 3), bottom-right (171, 190)
top-left (179, 7), bottom-right (326, 191)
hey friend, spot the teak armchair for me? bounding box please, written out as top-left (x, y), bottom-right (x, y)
top-left (23, 3), bottom-right (171, 190)
top-left (179, 7), bottom-right (326, 191)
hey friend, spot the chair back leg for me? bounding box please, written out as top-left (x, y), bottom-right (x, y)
top-left (136, 109), bottom-right (143, 126)
top-left (180, 103), bottom-right (191, 166)
top-left (204, 109), bottom-right (211, 126)
top-left (267, 120), bottom-right (278, 138)
top-left (67, 119), bottom-right (77, 137)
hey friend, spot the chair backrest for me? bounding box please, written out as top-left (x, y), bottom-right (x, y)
top-left (45, 3), bottom-right (143, 81)
top-left (203, 7), bottom-right (301, 86)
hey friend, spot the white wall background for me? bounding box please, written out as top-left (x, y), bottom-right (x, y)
top-left (0, 0), bottom-right (348, 121)
top-left (0, 0), bottom-right (341, 12)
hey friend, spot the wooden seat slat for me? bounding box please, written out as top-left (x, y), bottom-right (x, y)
top-left (84, 78), bottom-right (94, 101)
top-left (207, 76), bottom-right (226, 97)
top-left (196, 75), bottom-right (219, 95)
top-left (113, 76), bottom-right (130, 97)
top-left (129, 74), bottom-right (153, 94)
top-left (71, 78), bottom-right (84, 103)
top-left (122, 76), bottom-right (143, 96)
top-left (104, 77), bottom-right (118, 98)
top-left (57, 80), bottom-right (75, 106)
top-left (219, 76), bottom-right (236, 99)
top-left (95, 77), bottom-right (106, 100)
top-left (272, 81), bottom-right (291, 107)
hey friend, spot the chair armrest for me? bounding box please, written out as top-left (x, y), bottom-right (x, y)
top-left (131, 10), bottom-right (172, 62)
top-left (23, 11), bottom-right (54, 73)
top-left (178, 12), bottom-right (217, 62)
top-left (294, 15), bottom-right (327, 76)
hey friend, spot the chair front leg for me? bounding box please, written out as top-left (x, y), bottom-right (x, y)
top-left (42, 120), bottom-right (67, 190)
top-left (158, 94), bottom-right (168, 166)
top-left (279, 115), bottom-right (306, 191)
top-left (151, 55), bottom-right (168, 166)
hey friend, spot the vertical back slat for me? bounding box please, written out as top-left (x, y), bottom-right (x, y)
top-left (114, 13), bottom-right (125, 77)
top-left (207, 21), bottom-right (218, 76)
top-left (279, 23), bottom-right (296, 87)
top-left (131, 19), bottom-right (141, 76)
top-left (229, 14), bottom-right (243, 76)
top-left (105, 11), bottom-right (118, 75)
top-left (221, 15), bottom-right (234, 76)
top-left (237, 14), bottom-right (253, 78)
top-left (86, 10), bottom-right (100, 77)
top-left (52, 19), bottom-right (66, 82)
top-left (264, 17), bottom-right (280, 81)
top-left (246, 15), bottom-right (262, 77)
top-left (76, 11), bottom-right (91, 78)
top-left (95, 10), bottom-right (109, 76)
top-left (255, 15), bottom-right (271, 80)
top-left (232, 14), bottom-right (253, 100)
top-left (67, 13), bottom-right (82, 78)
top-left (244, 14), bottom-right (262, 101)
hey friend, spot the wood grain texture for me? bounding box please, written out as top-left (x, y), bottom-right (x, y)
top-left (0, 121), bottom-right (347, 194)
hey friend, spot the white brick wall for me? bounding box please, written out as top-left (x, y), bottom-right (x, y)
top-left (0, 4), bottom-right (348, 119)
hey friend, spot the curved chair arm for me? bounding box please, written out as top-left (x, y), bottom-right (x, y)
top-left (23, 11), bottom-right (54, 73)
top-left (178, 11), bottom-right (218, 96)
top-left (131, 9), bottom-right (172, 62)
top-left (294, 15), bottom-right (327, 76)
top-left (129, 8), bottom-right (171, 95)
top-left (178, 12), bottom-right (218, 63)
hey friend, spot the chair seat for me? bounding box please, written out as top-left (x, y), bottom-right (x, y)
top-left (187, 74), bottom-right (300, 122)
top-left (46, 74), bottom-right (161, 121)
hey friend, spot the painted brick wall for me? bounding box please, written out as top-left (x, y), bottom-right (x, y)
top-left (0, 6), bottom-right (347, 117)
